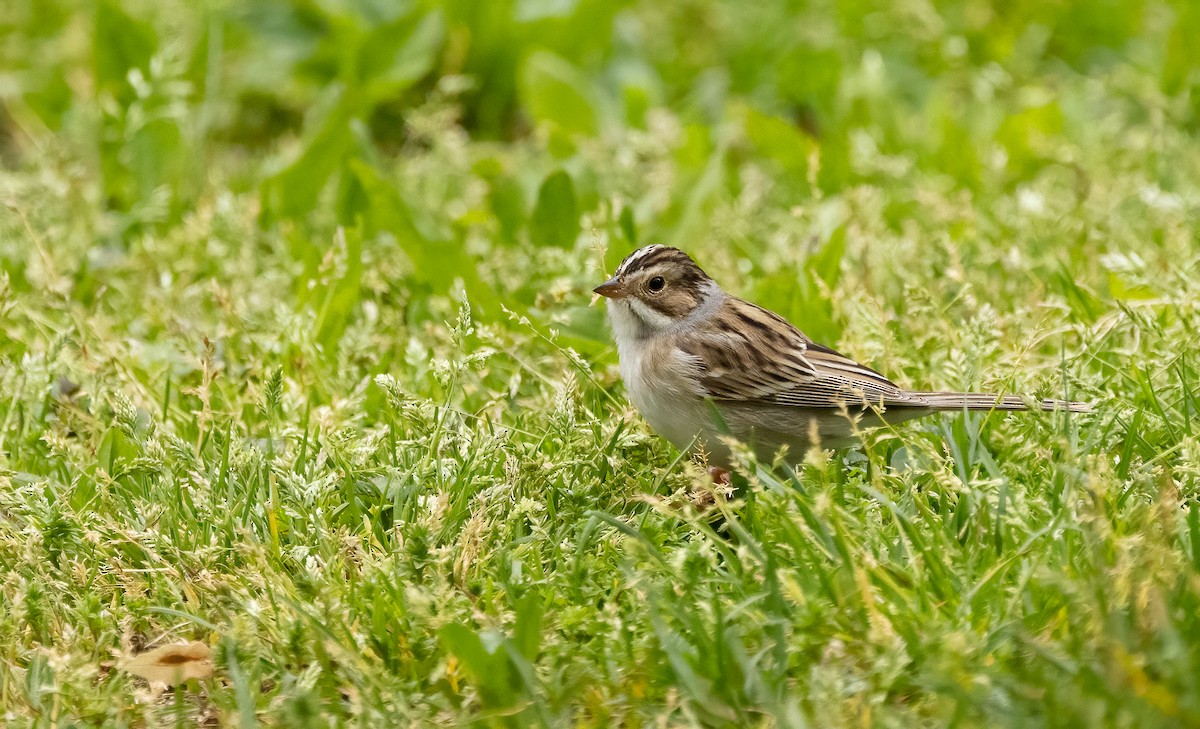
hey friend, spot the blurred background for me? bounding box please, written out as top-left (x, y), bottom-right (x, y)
top-left (4, 1), bottom-right (1200, 726)
top-left (3, 1), bottom-right (1197, 341)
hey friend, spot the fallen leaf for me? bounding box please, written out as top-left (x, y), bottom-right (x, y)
top-left (122, 641), bottom-right (214, 685)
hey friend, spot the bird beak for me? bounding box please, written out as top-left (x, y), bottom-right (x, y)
top-left (593, 277), bottom-right (627, 299)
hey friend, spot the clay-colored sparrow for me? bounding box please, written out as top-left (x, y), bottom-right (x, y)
top-left (595, 245), bottom-right (1090, 472)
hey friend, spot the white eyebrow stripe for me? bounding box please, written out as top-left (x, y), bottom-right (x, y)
top-left (616, 245), bottom-right (663, 276)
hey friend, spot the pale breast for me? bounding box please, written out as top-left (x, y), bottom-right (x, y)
top-left (617, 337), bottom-right (711, 455)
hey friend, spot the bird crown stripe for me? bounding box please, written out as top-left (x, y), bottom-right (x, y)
top-left (616, 245), bottom-right (702, 278)
top-left (616, 245), bottom-right (664, 275)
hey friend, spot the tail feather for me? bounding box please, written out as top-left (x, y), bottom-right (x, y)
top-left (914, 391), bottom-right (1092, 413)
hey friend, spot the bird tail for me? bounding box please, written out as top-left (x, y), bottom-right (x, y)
top-left (914, 392), bottom-right (1092, 413)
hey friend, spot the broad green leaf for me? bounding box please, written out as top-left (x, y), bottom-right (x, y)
top-left (438, 624), bottom-right (517, 706)
top-left (611, 59), bottom-right (662, 128)
top-left (1163, 2), bottom-right (1200, 95)
top-left (759, 227), bottom-right (846, 345)
top-left (996, 100), bottom-right (1064, 177)
top-left (1107, 272), bottom-right (1158, 301)
top-left (808, 223), bottom-right (845, 289)
top-left (817, 126), bottom-right (852, 193)
top-left (489, 175), bottom-right (526, 245)
top-left (20, 66), bottom-right (73, 131)
top-left (618, 204), bottom-right (637, 245)
top-left (261, 92), bottom-right (355, 223)
top-left (358, 10), bottom-right (446, 102)
top-left (666, 127), bottom-right (728, 250)
top-left (438, 623), bottom-right (496, 677)
top-left (94, 0), bottom-right (157, 100)
top-left (128, 117), bottom-right (186, 206)
top-left (519, 50), bottom-right (599, 136)
top-left (743, 105), bottom-right (813, 184)
top-left (529, 169), bottom-right (579, 248)
top-left (776, 45), bottom-right (842, 127)
top-left (511, 593), bottom-right (543, 661)
top-left (1188, 504), bottom-right (1200, 571)
top-left (96, 427), bottom-right (139, 476)
top-left (1050, 0), bottom-right (1144, 69)
top-left (928, 92), bottom-right (981, 188)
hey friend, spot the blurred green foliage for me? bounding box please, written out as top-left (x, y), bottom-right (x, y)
top-left (5, 0), bottom-right (1199, 245)
top-left (4, 0), bottom-right (1196, 355)
top-left (3, 0), bottom-right (1200, 725)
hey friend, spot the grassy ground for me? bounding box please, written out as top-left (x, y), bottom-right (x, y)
top-left (2, 0), bottom-right (1200, 726)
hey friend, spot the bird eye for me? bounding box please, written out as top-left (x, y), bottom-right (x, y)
top-left (648, 276), bottom-right (666, 292)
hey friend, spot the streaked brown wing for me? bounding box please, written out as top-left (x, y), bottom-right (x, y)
top-left (677, 298), bottom-right (922, 410)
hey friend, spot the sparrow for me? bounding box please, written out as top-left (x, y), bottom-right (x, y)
top-left (594, 244), bottom-right (1090, 475)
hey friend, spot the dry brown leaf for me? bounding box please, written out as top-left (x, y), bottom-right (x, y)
top-left (122, 641), bottom-right (214, 686)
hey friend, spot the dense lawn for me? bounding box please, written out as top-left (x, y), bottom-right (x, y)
top-left (2, 0), bottom-right (1200, 726)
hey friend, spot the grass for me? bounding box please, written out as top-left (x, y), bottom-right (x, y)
top-left (2, 0), bottom-right (1200, 726)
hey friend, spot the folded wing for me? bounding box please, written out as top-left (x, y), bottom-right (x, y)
top-left (677, 298), bottom-right (924, 410)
